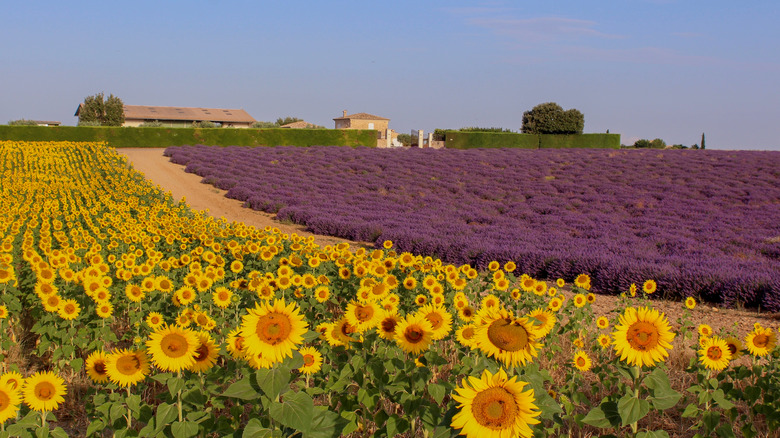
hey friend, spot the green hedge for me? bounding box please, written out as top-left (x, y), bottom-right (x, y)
top-left (0, 126), bottom-right (377, 148)
top-left (443, 131), bottom-right (620, 149)
top-left (443, 131), bottom-right (539, 149)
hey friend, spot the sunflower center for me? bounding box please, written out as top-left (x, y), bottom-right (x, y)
top-left (753, 334), bottom-right (768, 348)
top-left (471, 387), bottom-right (518, 429)
top-left (303, 354), bottom-right (315, 366)
top-left (404, 326), bottom-right (425, 344)
top-left (161, 334), bottom-right (190, 358)
top-left (707, 346), bottom-right (723, 361)
top-left (94, 362), bottom-right (107, 375)
top-left (425, 312), bottom-right (443, 330)
top-left (487, 318), bottom-right (529, 352)
top-left (577, 357), bottom-right (587, 367)
top-left (35, 382), bottom-right (55, 401)
top-left (0, 391), bottom-right (9, 410)
top-left (462, 327), bottom-right (475, 339)
top-left (194, 344), bottom-right (209, 361)
top-left (117, 355), bottom-right (141, 375)
top-left (626, 321), bottom-right (660, 351)
top-left (726, 343), bottom-right (737, 355)
top-left (381, 318), bottom-right (398, 333)
top-left (256, 313), bottom-right (292, 345)
top-left (355, 305), bottom-right (374, 322)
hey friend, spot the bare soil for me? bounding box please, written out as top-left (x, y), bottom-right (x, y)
top-left (117, 147), bottom-right (780, 338)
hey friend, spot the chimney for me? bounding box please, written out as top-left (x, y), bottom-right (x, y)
top-left (343, 110), bottom-right (347, 117)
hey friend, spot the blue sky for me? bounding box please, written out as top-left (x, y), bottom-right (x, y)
top-left (3, 0), bottom-right (779, 150)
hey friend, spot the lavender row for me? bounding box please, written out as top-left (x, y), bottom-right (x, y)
top-left (164, 145), bottom-right (780, 310)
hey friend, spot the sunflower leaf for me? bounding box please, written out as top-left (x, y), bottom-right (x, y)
top-left (255, 366), bottom-right (293, 399)
top-left (618, 393), bottom-right (650, 427)
top-left (242, 418), bottom-right (274, 438)
top-left (171, 420), bottom-right (199, 438)
top-left (269, 391), bottom-right (314, 433)
top-left (711, 389), bottom-right (735, 410)
top-left (221, 377), bottom-right (261, 400)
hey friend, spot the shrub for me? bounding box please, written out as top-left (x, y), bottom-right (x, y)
top-left (7, 119), bottom-right (39, 126)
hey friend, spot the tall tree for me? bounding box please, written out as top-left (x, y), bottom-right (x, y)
top-left (522, 102), bottom-right (584, 134)
top-left (701, 132), bottom-right (706, 150)
top-left (78, 92), bottom-right (124, 126)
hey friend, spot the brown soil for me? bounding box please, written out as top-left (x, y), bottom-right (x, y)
top-left (116, 147), bottom-right (780, 338)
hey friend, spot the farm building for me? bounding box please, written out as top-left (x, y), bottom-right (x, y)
top-left (333, 110), bottom-right (399, 147)
top-left (279, 121), bottom-right (320, 128)
top-left (74, 104), bottom-right (257, 128)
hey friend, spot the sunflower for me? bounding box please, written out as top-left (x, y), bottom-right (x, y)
top-left (526, 309), bottom-right (556, 338)
top-left (573, 294), bottom-right (587, 308)
top-left (0, 381), bottom-right (21, 424)
top-left (0, 372), bottom-right (24, 390)
top-left (451, 368), bottom-right (541, 438)
top-left (22, 371), bottom-right (66, 412)
top-left (697, 324), bottom-right (713, 338)
top-left (175, 286), bottom-right (197, 306)
top-left (395, 313), bottom-right (434, 355)
top-left (596, 316), bottom-right (610, 330)
top-left (532, 282), bottom-right (546, 296)
top-left (212, 287), bottom-right (233, 309)
top-left (574, 274), bottom-right (590, 289)
top-left (724, 336), bottom-right (744, 360)
top-left (225, 327), bottom-right (246, 360)
top-left (547, 297), bottom-right (564, 312)
top-left (417, 304), bottom-right (453, 340)
top-left (146, 325), bottom-right (200, 372)
top-left (345, 300), bottom-right (382, 333)
top-left (487, 261), bottom-right (500, 272)
top-left (376, 312), bottom-right (402, 341)
top-left (189, 332), bottom-right (220, 373)
top-left (685, 297), bottom-right (696, 310)
top-left (125, 284), bottom-right (144, 302)
top-left (642, 280), bottom-right (657, 295)
top-left (698, 336), bottom-right (731, 371)
top-left (0, 305), bottom-right (8, 319)
top-left (96, 301), bottom-right (113, 319)
top-left (146, 312), bottom-right (165, 330)
top-left (520, 276), bottom-right (536, 292)
top-left (475, 308), bottom-right (542, 368)
top-left (240, 298), bottom-right (308, 364)
top-left (314, 286), bottom-right (330, 303)
top-left (85, 350), bottom-right (110, 383)
top-left (597, 334), bottom-right (611, 349)
top-left (629, 283), bottom-right (638, 297)
top-left (572, 351), bottom-right (592, 372)
top-left (414, 294), bottom-right (427, 306)
top-left (612, 307), bottom-right (675, 367)
top-left (298, 346), bottom-right (323, 375)
top-left (556, 278), bottom-right (565, 288)
top-left (481, 294), bottom-right (501, 310)
top-left (456, 324), bottom-right (478, 349)
top-left (745, 326), bottom-right (776, 357)
top-left (458, 305), bottom-right (476, 322)
top-left (57, 299), bottom-right (80, 320)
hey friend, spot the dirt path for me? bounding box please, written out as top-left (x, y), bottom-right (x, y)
top-left (116, 147), bottom-right (779, 337)
top-left (117, 148), bottom-right (369, 249)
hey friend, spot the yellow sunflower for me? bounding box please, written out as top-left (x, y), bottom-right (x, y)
top-left (574, 274), bottom-right (590, 289)
top-left (698, 336), bottom-right (731, 371)
top-left (417, 304), bottom-right (453, 340)
top-left (146, 325), bottom-right (200, 372)
top-left (57, 299), bottom-right (80, 320)
top-left (548, 297), bottom-right (564, 312)
top-left (745, 326), bottom-right (776, 357)
top-left (345, 300), bottom-right (382, 333)
top-left (526, 308), bottom-right (556, 338)
top-left (629, 283), bottom-right (638, 297)
top-left (697, 324), bottom-right (713, 338)
top-left (298, 346), bottom-right (323, 375)
top-left (556, 278), bottom-right (565, 288)
top-left (724, 336), bottom-right (744, 360)
top-left (225, 327), bottom-right (246, 360)
top-left (0, 381), bottom-right (21, 424)
top-left (240, 298), bottom-right (308, 364)
top-left (85, 350), bottom-right (110, 383)
top-left (212, 287), bottom-right (233, 309)
top-left (458, 305), bottom-right (476, 322)
top-left (685, 297), bottom-right (696, 310)
top-left (314, 286), bottom-right (330, 303)
top-left (456, 323), bottom-right (478, 349)
top-left (22, 371), bottom-right (66, 412)
top-left (96, 301), bottom-right (113, 319)
top-left (481, 294), bottom-right (501, 310)
top-left (596, 316), bottom-right (610, 330)
top-left (573, 294), bottom-right (587, 308)
top-left (642, 279), bottom-right (657, 295)
top-left (597, 334), bottom-right (611, 349)
top-left (125, 284), bottom-right (144, 303)
top-left (451, 368), bottom-right (541, 438)
top-left (0, 305), bottom-right (8, 319)
top-left (572, 351), bottom-right (592, 372)
top-left (395, 313), bottom-right (434, 355)
top-left (0, 372), bottom-right (24, 390)
top-left (612, 307), bottom-right (675, 367)
top-left (376, 312), bottom-right (402, 341)
top-left (189, 332), bottom-right (220, 373)
top-left (324, 318), bottom-right (358, 347)
top-left (146, 312), bottom-right (165, 330)
top-left (175, 286), bottom-right (197, 306)
top-left (414, 294), bottom-right (427, 306)
top-left (475, 308), bottom-right (542, 368)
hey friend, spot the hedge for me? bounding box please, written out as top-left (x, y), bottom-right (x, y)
top-left (0, 125), bottom-right (378, 148)
top-left (443, 131), bottom-right (620, 149)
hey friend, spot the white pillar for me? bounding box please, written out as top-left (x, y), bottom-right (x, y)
top-left (417, 130), bottom-right (424, 148)
top-left (386, 129), bottom-right (392, 148)
top-left (427, 132), bottom-right (433, 148)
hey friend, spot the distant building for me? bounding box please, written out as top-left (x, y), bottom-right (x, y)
top-left (74, 104), bottom-right (257, 128)
top-left (32, 121), bottom-right (61, 126)
top-left (279, 121), bottom-right (319, 129)
top-left (333, 110), bottom-right (398, 147)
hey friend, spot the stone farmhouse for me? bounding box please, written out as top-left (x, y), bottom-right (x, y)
top-left (74, 104), bottom-right (257, 128)
top-left (333, 110), bottom-right (400, 147)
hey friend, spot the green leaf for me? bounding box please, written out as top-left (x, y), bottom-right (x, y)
top-left (637, 431), bottom-right (670, 438)
top-left (222, 377), bottom-right (261, 400)
top-left (711, 389), bottom-right (735, 410)
top-left (716, 423), bottom-right (737, 438)
top-left (269, 391), bottom-right (314, 433)
top-left (86, 419), bottom-right (106, 437)
top-left (171, 420), bottom-right (199, 438)
top-left (681, 403), bottom-right (701, 418)
top-left (242, 418), bottom-right (275, 438)
top-left (50, 428), bottom-right (68, 438)
top-left (302, 330), bottom-right (320, 343)
top-left (339, 411), bottom-right (359, 436)
top-left (167, 376), bottom-right (186, 397)
top-left (385, 415), bottom-right (410, 437)
top-left (302, 406), bottom-right (341, 438)
top-left (70, 357), bottom-right (84, 372)
top-left (430, 426), bottom-right (458, 438)
top-left (255, 366), bottom-right (292, 399)
top-left (618, 393), bottom-right (650, 427)
top-left (126, 394), bottom-right (142, 415)
top-left (702, 410), bottom-right (720, 432)
top-left (357, 388), bottom-right (378, 410)
top-left (581, 401), bottom-right (621, 428)
top-left (35, 427), bottom-right (49, 438)
top-left (110, 401), bottom-right (127, 424)
top-left (156, 402), bottom-right (178, 429)
top-left (428, 383), bottom-right (446, 404)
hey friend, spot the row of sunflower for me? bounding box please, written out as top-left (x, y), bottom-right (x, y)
top-left (0, 141), bottom-right (778, 437)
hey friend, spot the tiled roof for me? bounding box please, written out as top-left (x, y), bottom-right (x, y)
top-left (122, 105), bottom-right (256, 123)
top-left (333, 112), bottom-right (389, 121)
top-left (280, 121), bottom-right (316, 128)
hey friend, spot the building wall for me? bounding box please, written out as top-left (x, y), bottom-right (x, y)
top-left (124, 119), bottom-right (253, 128)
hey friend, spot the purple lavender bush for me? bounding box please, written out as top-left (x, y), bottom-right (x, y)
top-left (164, 145), bottom-right (780, 310)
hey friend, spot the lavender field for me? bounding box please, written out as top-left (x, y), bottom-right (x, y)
top-left (165, 145), bottom-right (780, 310)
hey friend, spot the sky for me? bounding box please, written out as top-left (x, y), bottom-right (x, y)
top-left (2, 0), bottom-right (779, 150)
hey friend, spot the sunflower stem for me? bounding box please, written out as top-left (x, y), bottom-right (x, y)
top-left (41, 410), bottom-right (46, 429)
top-left (177, 371), bottom-right (183, 422)
top-left (127, 386), bottom-right (132, 429)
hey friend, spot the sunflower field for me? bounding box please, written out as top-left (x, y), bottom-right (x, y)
top-left (0, 140), bottom-right (779, 437)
